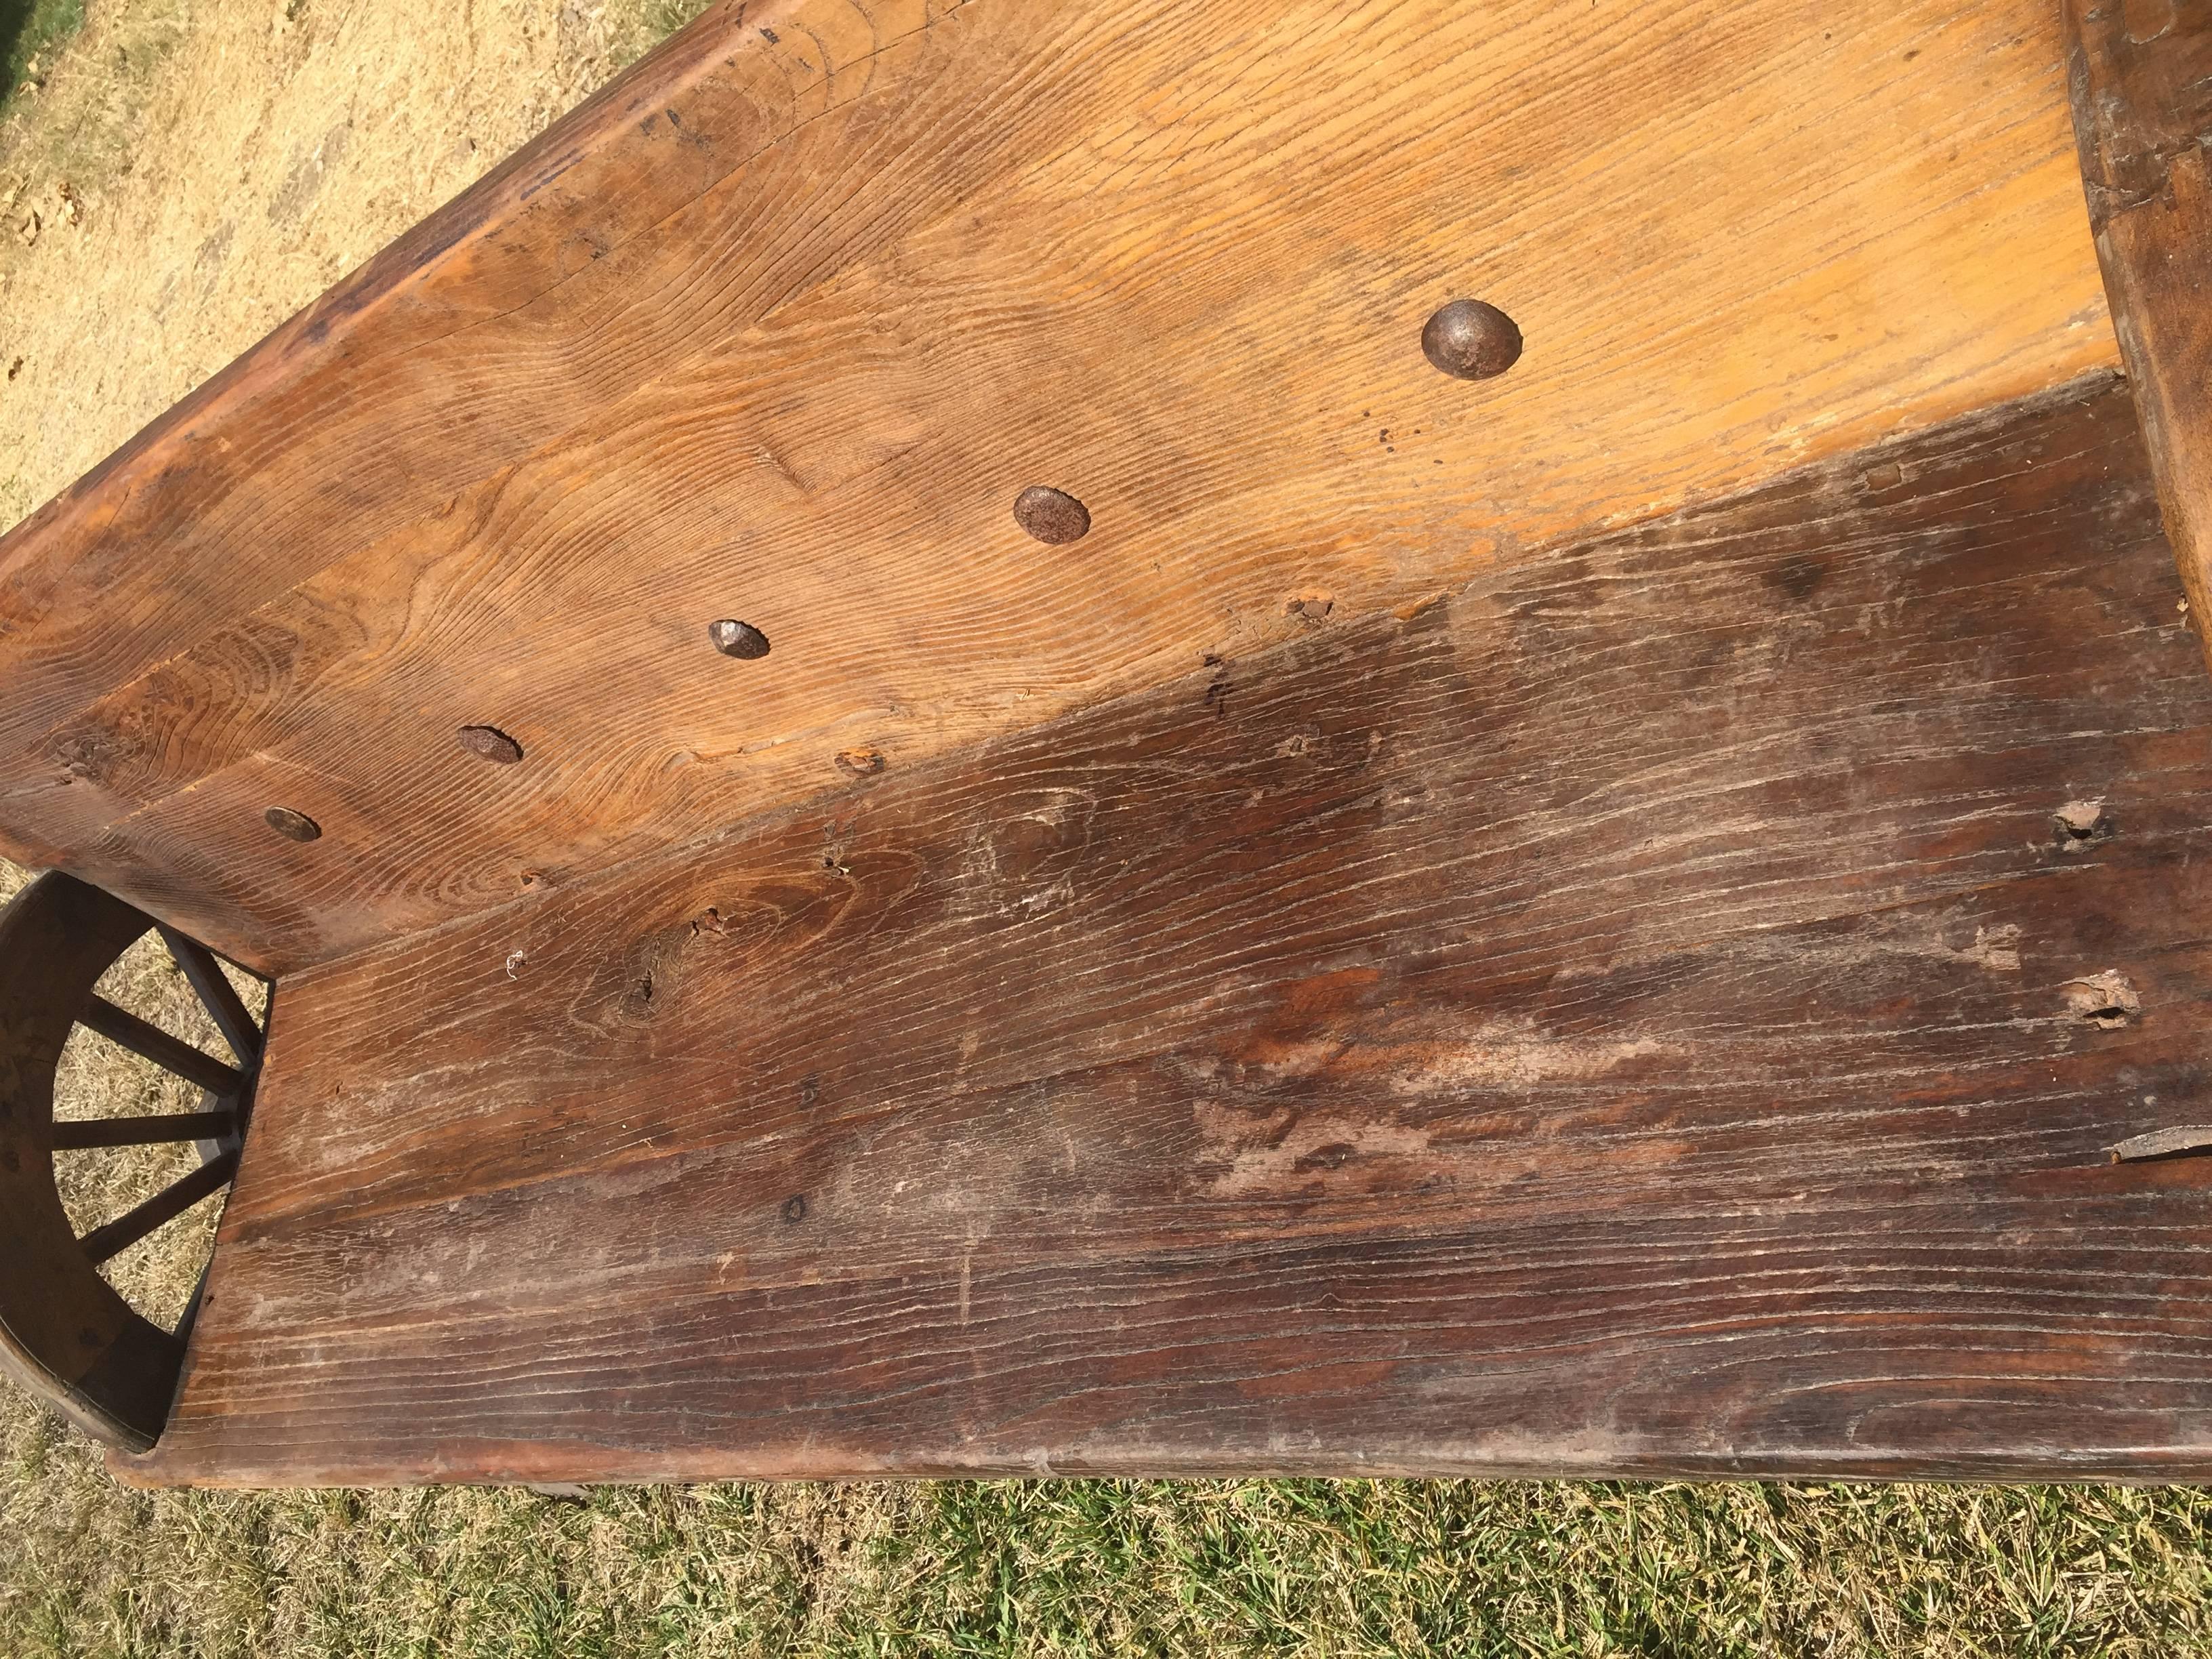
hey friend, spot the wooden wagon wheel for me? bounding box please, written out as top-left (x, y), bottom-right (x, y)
top-left (0, 872), bottom-right (267, 1452)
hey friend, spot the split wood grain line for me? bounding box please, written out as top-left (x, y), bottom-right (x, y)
top-left (2064, 0), bottom-right (2212, 675)
top-left (127, 380), bottom-right (2212, 1484)
top-left (1, 0), bottom-right (2113, 973)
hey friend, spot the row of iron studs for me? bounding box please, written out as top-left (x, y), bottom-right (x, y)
top-left (260, 300), bottom-right (1522, 846)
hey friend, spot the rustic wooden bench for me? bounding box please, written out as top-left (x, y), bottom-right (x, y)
top-left (2, 0), bottom-right (2209, 1486)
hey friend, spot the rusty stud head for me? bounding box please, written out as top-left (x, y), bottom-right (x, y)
top-left (1421, 300), bottom-right (1523, 380)
top-left (1013, 485), bottom-right (1090, 545)
top-left (264, 806), bottom-right (322, 842)
top-left (708, 619), bottom-right (771, 659)
top-left (458, 724), bottom-right (525, 764)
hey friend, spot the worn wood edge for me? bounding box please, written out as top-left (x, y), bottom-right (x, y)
top-left (106, 1444), bottom-right (2212, 1491)
top-left (2109, 1125), bottom-right (2212, 1162)
top-left (2063, 0), bottom-right (2212, 674)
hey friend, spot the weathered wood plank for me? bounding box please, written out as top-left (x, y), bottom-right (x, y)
top-left (123, 376), bottom-right (2212, 1486)
top-left (2065, 0), bottom-right (2212, 673)
top-left (0, 0), bottom-right (2112, 972)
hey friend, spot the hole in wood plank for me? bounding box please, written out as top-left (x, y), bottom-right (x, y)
top-left (2062, 970), bottom-right (2141, 1028)
top-left (2053, 798), bottom-right (2115, 851)
top-left (781, 1194), bottom-right (807, 1225)
top-left (457, 724), bottom-right (525, 765)
top-left (2110, 1127), bottom-right (2212, 1164)
top-left (834, 746), bottom-right (886, 779)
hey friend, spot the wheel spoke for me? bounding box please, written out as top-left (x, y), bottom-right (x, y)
top-left (78, 1149), bottom-right (239, 1267)
top-left (77, 996), bottom-right (244, 1097)
top-left (50, 1110), bottom-right (238, 1150)
top-left (157, 926), bottom-right (264, 1065)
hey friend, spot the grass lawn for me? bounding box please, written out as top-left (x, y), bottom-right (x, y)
top-left (0, 0), bottom-right (83, 103)
top-left (8, 1418), bottom-right (2212, 1656)
top-left (4, 5), bottom-right (2212, 1655)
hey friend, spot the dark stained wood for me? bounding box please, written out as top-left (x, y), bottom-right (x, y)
top-left (0, 0), bottom-right (2114, 975)
top-left (0, 875), bottom-right (187, 1452)
top-left (49, 1112), bottom-right (239, 1151)
top-left (156, 928), bottom-right (264, 1067)
top-left (2065, 0), bottom-right (2212, 670)
top-left (76, 1152), bottom-right (240, 1269)
top-left (76, 998), bottom-right (245, 1097)
top-left (123, 375), bottom-right (2212, 1486)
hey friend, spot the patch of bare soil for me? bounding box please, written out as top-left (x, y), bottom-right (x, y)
top-left (0, 0), bottom-right (703, 531)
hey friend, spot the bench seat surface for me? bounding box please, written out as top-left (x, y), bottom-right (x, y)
top-left (127, 378), bottom-right (2212, 1486)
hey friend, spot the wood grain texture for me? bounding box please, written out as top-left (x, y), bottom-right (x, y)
top-left (121, 376), bottom-right (2212, 1486)
top-left (2065, 0), bottom-right (2212, 673)
top-left (0, 0), bottom-right (2114, 972)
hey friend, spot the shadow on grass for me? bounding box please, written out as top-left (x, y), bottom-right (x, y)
top-left (1, 0), bottom-right (85, 105)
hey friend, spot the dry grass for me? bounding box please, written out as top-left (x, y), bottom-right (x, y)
top-left (9, 4), bottom-right (2212, 1654)
top-left (0, 0), bottom-right (711, 531)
